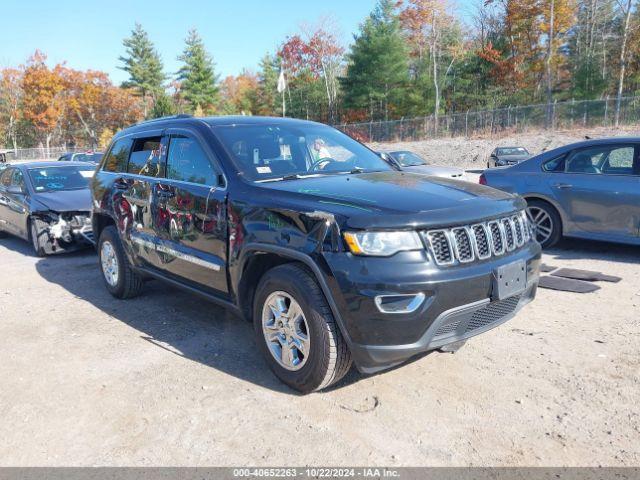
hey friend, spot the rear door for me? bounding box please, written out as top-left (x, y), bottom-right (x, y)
top-left (550, 144), bottom-right (640, 240)
top-left (152, 128), bottom-right (228, 296)
top-left (106, 131), bottom-right (167, 268)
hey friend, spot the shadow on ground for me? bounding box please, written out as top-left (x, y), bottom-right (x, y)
top-left (12, 236), bottom-right (363, 394)
top-left (545, 237), bottom-right (639, 266)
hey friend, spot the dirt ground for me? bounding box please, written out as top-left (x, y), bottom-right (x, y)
top-left (0, 234), bottom-right (638, 466)
top-left (370, 125), bottom-right (640, 170)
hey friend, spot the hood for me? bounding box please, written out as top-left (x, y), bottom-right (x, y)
top-left (256, 171), bottom-right (524, 229)
top-left (402, 164), bottom-right (465, 178)
top-left (32, 188), bottom-right (92, 213)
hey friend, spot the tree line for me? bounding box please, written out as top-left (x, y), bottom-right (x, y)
top-left (1, 0), bottom-right (639, 150)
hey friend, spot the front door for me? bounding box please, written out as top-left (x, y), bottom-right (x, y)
top-left (152, 130), bottom-right (228, 296)
top-left (0, 167), bottom-right (28, 237)
top-left (550, 144), bottom-right (640, 240)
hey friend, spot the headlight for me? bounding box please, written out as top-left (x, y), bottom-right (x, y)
top-left (343, 231), bottom-right (423, 256)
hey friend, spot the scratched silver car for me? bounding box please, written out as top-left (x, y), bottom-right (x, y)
top-left (480, 138), bottom-right (640, 248)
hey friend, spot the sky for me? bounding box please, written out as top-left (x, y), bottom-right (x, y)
top-left (1, 0), bottom-right (477, 84)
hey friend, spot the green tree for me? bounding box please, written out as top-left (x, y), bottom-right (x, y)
top-left (255, 52), bottom-right (279, 116)
top-left (341, 0), bottom-right (410, 121)
top-left (118, 23), bottom-right (165, 117)
top-left (150, 91), bottom-right (176, 119)
top-left (176, 29), bottom-right (219, 113)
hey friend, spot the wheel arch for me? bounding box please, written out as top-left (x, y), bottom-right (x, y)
top-left (521, 194), bottom-right (566, 234)
top-left (236, 244), bottom-right (352, 346)
top-left (92, 212), bottom-right (116, 246)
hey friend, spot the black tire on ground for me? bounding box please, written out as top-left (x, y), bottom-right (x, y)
top-left (253, 263), bottom-right (352, 393)
top-left (526, 199), bottom-right (562, 248)
top-left (29, 218), bottom-right (50, 257)
top-left (98, 225), bottom-right (143, 299)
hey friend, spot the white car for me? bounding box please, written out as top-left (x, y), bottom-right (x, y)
top-left (382, 150), bottom-right (466, 179)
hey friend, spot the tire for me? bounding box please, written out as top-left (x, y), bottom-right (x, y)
top-left (29, 218), bottom-right (50, 257)
top-left (98, 225), bottom-right (143, 299)
top-left (526, 199), bottom-right (562, 248)
top-left (253, 263), bottom-right (352, 393)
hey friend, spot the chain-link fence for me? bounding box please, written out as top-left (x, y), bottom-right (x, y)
top-left (336, 96), bottom-right (640, 143)
top-left (1, 147), bottom-right (89, 163)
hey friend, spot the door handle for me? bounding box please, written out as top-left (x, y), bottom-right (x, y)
top-left (553, 183), bottom-right (573, 189)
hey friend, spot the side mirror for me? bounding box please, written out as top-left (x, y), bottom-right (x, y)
top-left (7, 185), bottom-right (24, 195)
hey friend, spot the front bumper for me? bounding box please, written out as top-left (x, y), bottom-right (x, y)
top-left (322, 242), bottom-right (541, 373)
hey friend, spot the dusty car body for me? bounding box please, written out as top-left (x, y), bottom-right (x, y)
top-left (488, 147), bottom-right (531, 168)
top-left (0, 162), bottom-right (95, 255)
top-left (382, 150), bottom-right (466, 179)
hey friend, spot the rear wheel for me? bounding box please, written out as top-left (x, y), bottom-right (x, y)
top-left (526, 200), bottom-right (562, 248)
top-left (98, 225), bottom-right (143, 299)
top-left (253, 263), bottom-right (352, 393)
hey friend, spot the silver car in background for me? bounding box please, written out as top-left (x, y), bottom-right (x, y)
top-left (382, 150), bottom-right (466, 179)
top-left (480, 138), bottom-right (640, 248)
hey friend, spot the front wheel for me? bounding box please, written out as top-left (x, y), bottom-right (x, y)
top-left (29, 218), bottom-right (49, 257)
top-left (253, 263), bottom-right (352, 393)
top-left (526, 200), bottom-right (562, 248)
top-left (98, 225), bottom-right (143, 299)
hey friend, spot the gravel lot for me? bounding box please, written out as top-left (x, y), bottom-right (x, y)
top-left (0, 234), bottom-right (638, 466)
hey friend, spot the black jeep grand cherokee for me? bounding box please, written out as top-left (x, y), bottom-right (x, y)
top-left (91, 115), bottom-right (541, 393)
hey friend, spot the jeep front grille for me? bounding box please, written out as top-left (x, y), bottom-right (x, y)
top-left (423, 211), bottom-right (532, 267)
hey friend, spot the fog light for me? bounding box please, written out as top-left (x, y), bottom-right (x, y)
top-left (374, 293), bottom-right (425, 314)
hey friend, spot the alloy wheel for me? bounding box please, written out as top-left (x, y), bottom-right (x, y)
top-left (100, 241), bottom-right (119, 287)
top-left (261, 291), bottom-right (310, 371)
top-left (526, 206), bottom-right (554, 245)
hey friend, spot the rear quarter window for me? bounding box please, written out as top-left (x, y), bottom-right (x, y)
top-left (542, 154), bottom-right (566, 172)
top-left (103, 138), bottom-right (133, 173)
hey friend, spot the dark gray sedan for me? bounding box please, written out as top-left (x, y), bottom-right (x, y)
top-left (0, 162), bottom-right (95, 256)
top-left (488, 146), bottom-right (531, 168)
top-left (480, 138), bottom-right (640, 248)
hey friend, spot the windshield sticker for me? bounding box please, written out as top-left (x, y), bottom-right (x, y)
top-left (256, 166), bottom-right (272, 174)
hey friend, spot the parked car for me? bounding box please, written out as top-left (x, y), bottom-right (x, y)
top-left (58, 151), bottom-right (103, 164)
top-left (0, 162), bottom-right (95, 256)
top-left (380, 150), bottom-right (466, 179)
top-left (480, 138), bottom-right (640, 248)
top-left (91, 115), bottom-right (541, 393)
top-left (487, 146), bottom-right (531, 168)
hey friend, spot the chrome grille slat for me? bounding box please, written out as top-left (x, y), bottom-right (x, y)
top-left (451, 227), bottom-right (474, 263)
top-left (502, 218), bottom-right (516, 251)
top-left (512, 215), bottom-right (524, 247)
top-left (425, 230), bottom-right (455, 265)
top-left (488, 220), bottom-right (505, 255)
top-left (425, 211), bottom-right (530, 266)
top-left (471, 224), bottom-right (491, 259)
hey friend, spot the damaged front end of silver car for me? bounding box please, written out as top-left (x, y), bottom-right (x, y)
top-left (32, 211), bottom-right (94, 254)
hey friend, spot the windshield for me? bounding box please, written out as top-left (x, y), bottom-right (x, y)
top-left (390, 151), bottom-right (428, 167)
top-left (497, 147), bottom-right (528, 155)
top-left (213, 123), bottom-right (393, 181)
top-left (28, 165), bottom-right (95, 192)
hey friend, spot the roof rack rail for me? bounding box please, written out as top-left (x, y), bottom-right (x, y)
top-left (133, 114), bottom-right (193, 127)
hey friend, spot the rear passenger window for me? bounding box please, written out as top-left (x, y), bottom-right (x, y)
top-left (166, 136), bottom-right (217, 186)
top-left (128, 137), bottom-right (163, 177)
top-left (103, 138), bottom-right (133, 173)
